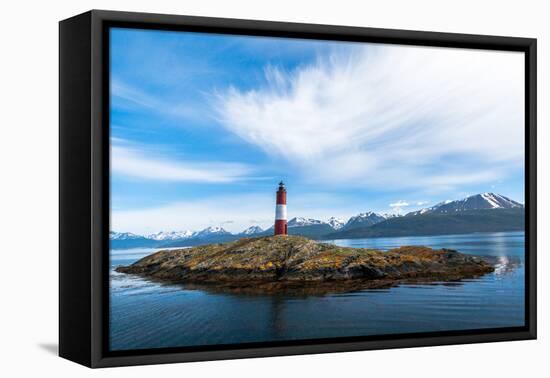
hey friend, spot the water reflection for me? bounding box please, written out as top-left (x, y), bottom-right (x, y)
top-left (109, 232), bottom-right (525, 351)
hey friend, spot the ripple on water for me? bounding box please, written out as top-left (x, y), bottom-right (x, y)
top-left (109, 232), bottom-right (526, 351)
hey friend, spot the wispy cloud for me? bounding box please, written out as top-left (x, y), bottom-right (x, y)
top-left (390, 200), bottom-right (409, 208)
top-left (111, 79), bottom-right (208, 123)
top-left (389, 200), bottom-right (410, 214)
top-left (214, 45), bottom-right (524, 192)
top-left (111, 139), bottom-right (252, 183)
top-left (111, 79), bottom-right (158, 109)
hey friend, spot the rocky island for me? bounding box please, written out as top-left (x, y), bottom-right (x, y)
top-left (116, 236), bottom-right (495, 294)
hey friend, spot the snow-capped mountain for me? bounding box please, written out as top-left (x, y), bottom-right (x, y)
top-left (284, 217), bottom-right (335, 238)
top-left (288, 217), bottom-right (324, 227)
top-left (342, 212), bottom-right (387, 230)
top-left (195, 226), bottom-right (231, 238)
top-left (327, 217), bottom-right (345, 230)
top-left (380, 213), bottom-right (401, 219)
top-left (109, 231), bottom-right (143, 240)
top-left (240, 226), bottom-right (264, 235)
top-left (406, 193), bottom-right (523, 216)
top-left (283, 212), bottom-right (398, 233)
top-left (147, 230), bottom-right (195, 240)
top-left (406, 200), bottom-right (451, 216)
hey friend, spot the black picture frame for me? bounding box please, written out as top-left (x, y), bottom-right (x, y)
top-left (59, 9), bottom-right (537, 368)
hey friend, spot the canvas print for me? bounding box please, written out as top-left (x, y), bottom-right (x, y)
top-left (109, 27), bottom-right (526, 352)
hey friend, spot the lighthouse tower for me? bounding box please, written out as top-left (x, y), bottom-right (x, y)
top-left (274, 181), bottom-right (288, 236)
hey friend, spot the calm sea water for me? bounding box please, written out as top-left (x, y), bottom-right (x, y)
top-left (109, 231), bottom-right (525, 351)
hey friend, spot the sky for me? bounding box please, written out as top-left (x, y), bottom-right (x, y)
top-left (110, 27), bottom-right (525, 235)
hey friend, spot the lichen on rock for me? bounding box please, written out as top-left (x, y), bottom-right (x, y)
top-left (116, 236), bottom-right (494, 288)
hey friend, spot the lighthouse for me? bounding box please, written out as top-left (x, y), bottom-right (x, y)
top-left (274, 181), bottom-right (288, 236)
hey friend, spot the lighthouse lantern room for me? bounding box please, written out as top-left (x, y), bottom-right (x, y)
top-left (274, 181), bottom-right (288, 236)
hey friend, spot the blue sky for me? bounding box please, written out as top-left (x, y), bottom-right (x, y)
top-left (110, 27), bottom-right (525, 234)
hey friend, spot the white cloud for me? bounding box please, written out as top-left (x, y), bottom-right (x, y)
top-left (389, 200), bottom-right (409, 208)
top-left (389, 200), bottom-right (410, 214)
top-left (111, 140), bottom-right (252, 183)
top-left (214, 44), bottom-right (524, 191)
top-left (111, 79), bottom-right (157, 109)
top-left (111, 79), bottom-right (208, 123)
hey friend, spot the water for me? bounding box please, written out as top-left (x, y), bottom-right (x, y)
top-left (109, 231), bottom-right (525, 351)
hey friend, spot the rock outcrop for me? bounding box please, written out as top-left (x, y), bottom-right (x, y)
top-left (116, 236), bottom-right (494, 287)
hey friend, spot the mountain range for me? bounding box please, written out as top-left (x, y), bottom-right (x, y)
top-left (405, 193), bottom-right (523, 216)
top-left (110, 192), bottom-right (524, 249)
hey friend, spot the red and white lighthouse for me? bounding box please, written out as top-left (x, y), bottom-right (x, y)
top-left (274, 181), bottom-right (287, 236)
